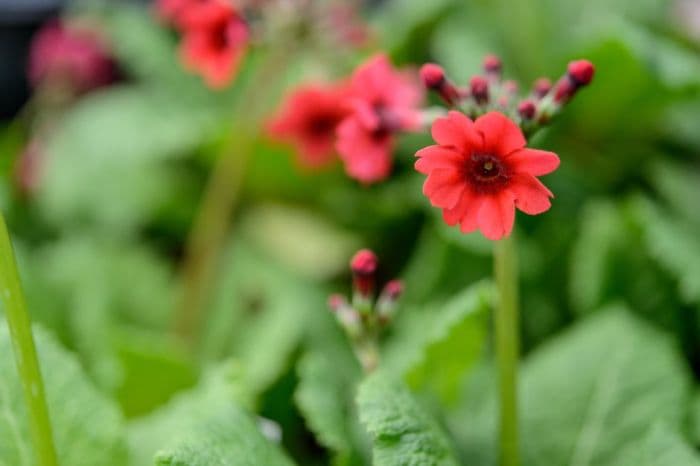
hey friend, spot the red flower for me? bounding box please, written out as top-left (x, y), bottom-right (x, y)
top-left (336, 54), bottom-right (423, 184)
top-left (267, 83), bottom-right (348, 168)
top-left (416, 111), bottom-right (559, 240)
top-left (178, 0), bottom-right (249, 89)
top-left (28, 20), bottom-right (116, 94)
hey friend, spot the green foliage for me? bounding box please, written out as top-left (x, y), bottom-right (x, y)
top-left (0, 323), bottom-right (128, 466)
top-left (383, 281), bottom-right (492, 404)
top-left (617, 424), bottom-right (700, 466)
top-left (357, 371), bottom-right (460, 466)
top-left (454, 308), bottom-right (692, 466)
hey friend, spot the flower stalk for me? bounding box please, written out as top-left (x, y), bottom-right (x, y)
top-left (494, 233), bottom-right (520, 466)
top-left (0, 213), bottom-right (59, 466)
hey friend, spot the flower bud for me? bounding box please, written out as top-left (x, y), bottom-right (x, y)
top-left (517, 100), bottom-right (536, 120)
top-left (328, 294), bottom-right (348, 312)
top-left (377, 280), bottom-right (404, 324)
top-left (553, 76), bottom-right (575, 104)
top-left (350, 249), bottom-right (378, 299)
top-left (533, 78), bottom-right (551, 98)
top-left (470, 76), bottom-right (489, 104)
top-left (567, 59), bottom-right (595, 86)
top-left (420, 63), bottom-right (445, 88)
top-left (420, 63), bottom-right (460, 106)
top-left (483, 54), bottom-right (502, 78)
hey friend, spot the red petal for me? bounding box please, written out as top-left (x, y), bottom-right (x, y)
top-left (509, 174), bottom-right (553, 215)
top-left (474, 111), bottom-right (526, 156)
top-left (442, 191), bottom-right (482, 233)
top-left (430, 111), bottom-right (480, 150)
top-left (507, 148), bottom-right (560, 176)
top-left (477, 192), bottom-right (516, 240)
top-left (423, 169), bottom-right (466, 209)
top-left (415, 146), bottom-right (464, 174)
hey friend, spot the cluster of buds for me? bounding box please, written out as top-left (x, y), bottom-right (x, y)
top-left (420, 55), bottom-right (595, 137)
top-left (328, 249), bottom-right (403, 372)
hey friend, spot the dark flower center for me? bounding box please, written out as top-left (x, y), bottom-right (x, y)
top-left (467, 153), bottom-right (509, 193)
top-left (308, 116), bottom-right (336, 136)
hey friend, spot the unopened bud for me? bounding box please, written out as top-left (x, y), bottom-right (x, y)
top-left (420, 63), bottom-right (461, 106)
top-left (328, 294), bottom-right (348, 312)
top-left (470, 76), bottom-right (489, 104)
top-left (420, 63), bottom-right (445, 88)
top-left (533, 78), bottom-right (551, 98)
top-left (503, 80), bottom-right (518, 95)
top-left (553, 76), bottom-right (576, 104)
top-left (567, 59), bottom-right (595, 86)
top-left (518, 100), bottom-right (536, 120)
top-left (377, 279), bottom-right (404, 323)
top-left (483, 54), bottom-right (502, 78)
top-left (351, 249), bottom-right (378, 299)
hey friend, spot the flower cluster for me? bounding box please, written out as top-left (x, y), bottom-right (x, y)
top-left (28, 20), bottom-right (117, 95)
top-left (156, 0), bottom-right (249, 89)
top-left (328, 249), bottom-right (403, 372)
top-left (415, 55), bottom-right (594, 240)
top-left (268, 54), bottom-right (423, 183)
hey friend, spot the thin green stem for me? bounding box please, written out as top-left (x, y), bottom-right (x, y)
top-left (494, 233), bottom-right (520, 466)
top-left (0, 213), bottom-right (59, 466)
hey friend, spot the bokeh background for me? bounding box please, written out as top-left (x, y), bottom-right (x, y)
top-left (2, 0), bottom-right (700, 465)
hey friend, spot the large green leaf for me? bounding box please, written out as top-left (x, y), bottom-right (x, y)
top-left (454, 308), bottom-right (691, 466)
top-left (127, 364), bottom-right (255, 466)
top-left (618, 424), bottom-right (700, 466)
top-left (0, 323), bottom-right (128, 466)
top-left (38, 86), bottom-right (214, 232)
top-left (382, 281), bottom-right (492, 404)
top-left (357, 371), bottom-right (459, 466)
top-left (154, 403), bottom-right (294, 466)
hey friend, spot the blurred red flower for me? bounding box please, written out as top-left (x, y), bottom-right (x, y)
top-left (28, 20), bottom-right (116, 94)
top-left (336, 54), bottom-right (423, 184)
top-left (178, 0), bottom-right (249, 89)
top-left (416, 111), bottom-right (559, 240)
top-left (267, 83), bottom-right (349, 168)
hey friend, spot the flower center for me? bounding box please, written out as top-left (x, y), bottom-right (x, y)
top-left (467, 153), bottom-right (509, 192)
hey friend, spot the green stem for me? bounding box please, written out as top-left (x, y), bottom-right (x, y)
top-left (0, 213), bottom-right (59, 466)
top-left (494, 233), bottom-right (519, 466)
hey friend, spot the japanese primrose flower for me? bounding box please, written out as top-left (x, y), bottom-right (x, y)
top-left (336, 54), bottom-right (424, 184)
top-left (415, 56), bottom-right (594, 240)
top-left (267, 82), bottom-right (349, 168)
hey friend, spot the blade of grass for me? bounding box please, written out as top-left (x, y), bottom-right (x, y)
top-left (0, 212), bottom-right (59, 466)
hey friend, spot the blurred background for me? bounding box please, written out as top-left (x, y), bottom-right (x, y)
top-left (1, 0), bottom-right (700, 465)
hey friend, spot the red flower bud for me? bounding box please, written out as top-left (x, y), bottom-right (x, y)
top-left (351, 249), bottom-right (378, 297)
top-left (470, 76), bottom-right (489, 104)
top-left (503, 80), bottom-right (518, 95)
top-left (382, 280), bottom-right (404, 300)
top-left (483, 54), bottom-right (502, 75)
top-left (518, 99), bottom-right (537, 120)
top-left (553, 77), bottom-right (575, 103)
top-left (328, 294), bottom-right (348, 312)
top-left (533, 77), bottom-right (552, 98)
top-left (420, 63), bottom-right (445, 89)
top-left (567, 59), bottom-right (595, 86)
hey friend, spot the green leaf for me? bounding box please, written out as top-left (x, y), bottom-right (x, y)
top-left (618, 424), bottom-right (700, 466)
top-left (405, 281), bottom-right (491, 404)
top-left (647, 159), bottom-right (700, 228)
top-left (0, 323), bottom-right (128, 466)
top-left (569, 200), bottom-right (625, 314)
top-left (38, 86), bottom-right (214, 232)
top-left (127, 364), bottom-right (256, 466)
top-left (454, 308), bottom-right (691, 466)
top-left (635, 198), bottom-right (700, 305)
top-left (382, 281), bottom-right (492, 404)
top-left (153, 403), bottom-right (294, 466)
top-left (357, 370), bottom-right (460, 466)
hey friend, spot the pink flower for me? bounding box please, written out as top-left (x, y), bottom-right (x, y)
top-left (178, 0), bottom-right (249, 89)
top-left (28, 20), bottom-right (116, 93)
top-left (336, 54), bottom-right (423, 184)
top-left (267, 83), bottom-right (349, 168)
top-left (415, 111), bottom-right (560, 240)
